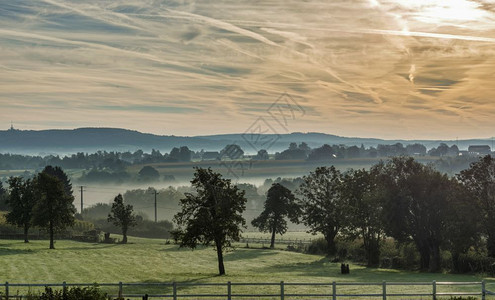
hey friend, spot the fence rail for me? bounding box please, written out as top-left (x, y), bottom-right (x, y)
top-left (240, 237), bottom-right (313, 245)
top-left (1, 280), bottom-right (493, 299)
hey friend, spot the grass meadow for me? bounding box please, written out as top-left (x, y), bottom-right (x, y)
top-left (1, 237), bottom-right (494, 299)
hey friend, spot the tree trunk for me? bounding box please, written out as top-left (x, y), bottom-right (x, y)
top-left (324, 230), bottom-right (337, 256)
top-left (417, 244), bottom-right (430, 271)
top-left (451, 251), bottom-right (461, 273)
top-left (23, 224), bottom-right (29, 243)
top-left (270, 227), bottom-right (276, 249)
top-left (215, 239), bottom-right (225, 275)
top-left (49, 221), bottom-right (55, 249)
top-left (487, 232), bottom-right (495, 258)
top-left (428, 243), bottom-right (441, 272)
top-left (366, 237), bottom-right (380, 267)
top-left (122, 227), bottom-right (128, 244)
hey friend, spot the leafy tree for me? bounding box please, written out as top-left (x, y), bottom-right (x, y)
top-left (340, 168), bottom-right (384, 266)
top-left (443, 179), bottom-right (482, 272)
top-left (107, 194), bottom-right (137, 244)
top-left (379, 157), bottom-right (452, 271)
top-left (251, 183), bottom-right (300, 248)
top-left (298, 166), bottom-right (344, 255)
top-left (5, 177), bottom-right (36, 243)
top-left (42, 165), bottom-right (73, 198)
top-left (32, 172), bottom-right (76, 249)
top-left (457, 155), bottom-right (495, 257)
top-left (172, 167), bottom-right (247, 275)
top-left (138, 166), bottom-right (160, 182)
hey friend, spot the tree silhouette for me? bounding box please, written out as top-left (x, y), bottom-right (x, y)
top-left (252, 183), bottom-right (300, 248)
top-left (298, 166), bottom-right (344, 255)
top-left (107, 194), bottom-right (137, 244)
top-left (6, 177), bottom-right (36, 243)
top-left (457, 155), bottom-right (495, 257)
top-left (172, 168), bottom-right (246, 275)
top-left (32, 172), bottom-right (76, 249)
top-left (42, 165), bottom-right (73, 198)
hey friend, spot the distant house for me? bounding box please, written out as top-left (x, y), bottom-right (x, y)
top-left (468, 145), bottom-right (491, 156)
top-left (202, 151), bottom-right (220, 161)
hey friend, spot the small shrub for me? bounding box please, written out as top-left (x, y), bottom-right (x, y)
top-left (25, 286), bottom-right (108, 300)
top-left (305, 238), bottom-right (328, 255)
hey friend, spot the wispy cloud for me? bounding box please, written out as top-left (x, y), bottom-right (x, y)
top-left (1, 0), bottom-right (495, 139)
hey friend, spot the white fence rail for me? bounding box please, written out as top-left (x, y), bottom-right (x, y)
top-left (0, 280), bottom-right (492, 299)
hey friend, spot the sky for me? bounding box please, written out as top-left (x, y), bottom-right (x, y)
top-left (1, 0), bottom-right (495, 139)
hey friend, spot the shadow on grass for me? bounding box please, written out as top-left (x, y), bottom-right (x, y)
top-left (60, 243), bottom-right (120, 251)
top-left (120, 275), bottom-right (221, 296)
top-left (255, 257), bottom-right (344, 278)
top-left (224, 248), bottom-right (278, 262)
top-left (160, 244), bottom-right (210, 252)
top-left (256, 257), bottom-right (493, 284)
top-left (0, 247), bottom-right (36, 256)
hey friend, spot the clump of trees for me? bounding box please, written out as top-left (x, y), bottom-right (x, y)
top-left (4, 166), bottom-right (76, 249)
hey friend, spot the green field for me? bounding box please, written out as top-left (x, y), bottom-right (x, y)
top-left (1, 237), bottom-right (494, 299)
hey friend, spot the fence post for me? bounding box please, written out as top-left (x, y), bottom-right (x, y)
top-left (332, 281), bottom-right (336, 300)
top-left (482, 280), bottom-right (486, 300)
top-left (280, 281), bottom-right (284, 300)
top-left (432, 280), bottom-right (436, 300)
top-left (227, 281), bottom-right (232, 300)
top-left (382, 281), bottom-right (387, 300)
top-left (62, 281), bottom-right (67, 296)
top-left (5, 282), bottom-right (8, 300)
top-left (118, 281), bottom-right (123, 299)
top-left (173, 282), bottom-right (177, 300)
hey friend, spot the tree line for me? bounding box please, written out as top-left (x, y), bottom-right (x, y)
top-left (0, 141), bottom-right (472, 172)
top-left (172, 155), bottom-right (495, 275)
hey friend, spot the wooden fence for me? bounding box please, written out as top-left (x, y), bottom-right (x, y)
top-left (1, 281), bottom-right (494, 299)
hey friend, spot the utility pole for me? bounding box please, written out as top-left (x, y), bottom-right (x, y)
top-left (79, 186), bottom-right (85, 215)
top-left (150, 189), bottom-right (159, 222)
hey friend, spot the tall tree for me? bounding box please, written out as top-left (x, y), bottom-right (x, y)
top-left (297, 166), bottom-right (344, 255)
top-left (457, 155), bottom-right (495, 257)
top-left (251, 183), bottom-right (300, 248)
top-left (42, 165), bottom-right (73, 198)
top-left (172, 167), bottom-right (247, 275)
top-left (5, 177), bottom-right (36, 243)
top-left (340, 168), bottom-right (384, 266)
top-left (379, 157), bottom-right (452, 271)
top-left (32, 172), bottom-right (76, 249)
top-left (107, 194), bottom-right (137, 244)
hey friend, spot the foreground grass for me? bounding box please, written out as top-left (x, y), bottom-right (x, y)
top-left (1, 237), bottom-right (494, 298)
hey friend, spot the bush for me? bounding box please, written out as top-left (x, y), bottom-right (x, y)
top-left (305, 238), bottom-right (329, 255)
top-left (25, 286), bottom-right (108, 300)
top-left (453, 252), bottom-right (495, 275)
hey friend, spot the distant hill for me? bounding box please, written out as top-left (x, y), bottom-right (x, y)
top-left (0, 127), bottom-right (493, 155)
